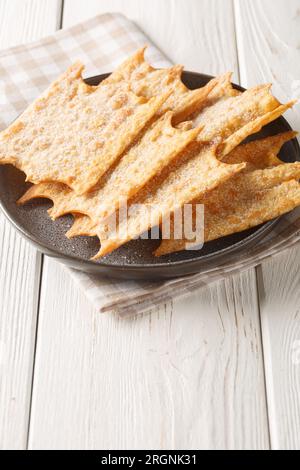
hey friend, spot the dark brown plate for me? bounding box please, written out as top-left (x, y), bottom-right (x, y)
top-left (0, 71), bottom-right (299, 280)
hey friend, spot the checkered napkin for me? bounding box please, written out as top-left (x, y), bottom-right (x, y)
top-left (0, 13), bottom-right (299, 317)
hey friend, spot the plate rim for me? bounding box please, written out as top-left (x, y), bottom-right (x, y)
top-left (0, 70), bottom-right (299, 276)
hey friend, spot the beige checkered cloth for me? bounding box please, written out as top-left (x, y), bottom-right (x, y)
top-left (0, 13), bottom-right (299, 317)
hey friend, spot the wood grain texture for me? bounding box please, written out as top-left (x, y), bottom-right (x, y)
top-left (0, 0), bottom-right (62, 450)
top-left (234, 0), bottom-right (300, 127)
top-left (0, 0), bottom-right (62, 48)
top-left (62, 0), bottom-right (239, 80)
top-left (234, 0), bottom-right (300, 449)
top-left (258, 248), bottom-right (300, 449)
top-left (27, 0), bottom-right (270, 449)
top-left (29, 261), bottom-right (268, 450)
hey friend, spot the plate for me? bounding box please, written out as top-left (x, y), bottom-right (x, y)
top-left (0, 71), bottom-right (299, 280)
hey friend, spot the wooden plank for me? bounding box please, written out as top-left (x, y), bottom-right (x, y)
top-left (62, 0), bottom-right (239, 80)
top-left (0, 0), bottom-right (62, 47)
top-left (258, 248), bottom-right (300, 449)
top-left (0, 0), bottom-right (62, 450)
top-left (234, 0), bottom-right (300, 449)
top-left (29, 261), bottom-right (269, 450)
top-left (28, 0), bottom-right (270, 449)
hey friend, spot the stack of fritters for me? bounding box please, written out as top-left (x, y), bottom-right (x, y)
top-left (1, 47), bottom-right (300, 259)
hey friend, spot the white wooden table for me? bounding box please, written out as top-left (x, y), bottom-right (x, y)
top-left (0, 0), bottom-right (300, 450)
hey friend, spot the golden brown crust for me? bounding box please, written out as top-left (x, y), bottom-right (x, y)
top-left (155, 180), bottom-right (300, 256)
top-left (96, 148), bottom-right (246, 258)
top-left (12, 49), bottom-right (300, 260)
top-left (96, 86), bottom-right (294, 258)
top-left (65, 131), bottom-right (299, 242)
top-left (3, 49), bottom-right (219, 196)
top-left (18, 112), bottom-right (202, 220)
top-left (0, 61), bottom-right (172, 194)
top-left (155, 132), bottom-right (300, 256)
top-left (66, 215), bottom-right (97, 239)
